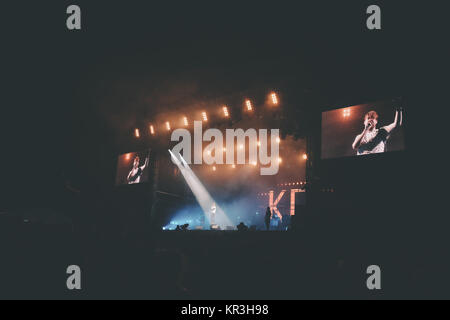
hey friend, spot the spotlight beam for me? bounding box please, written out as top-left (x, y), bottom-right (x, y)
top-left (168, 150), bottom-right (232, 228)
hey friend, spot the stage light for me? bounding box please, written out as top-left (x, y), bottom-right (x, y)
top-left (238, 144), bottom-right (244, 150)
top-left (223, 147), bottom-right (226, 152)
top-left (149, 125), bottom-right (155, 135)
top-left (257, 141), bottom-right (261, 147)
top-left (251, 161), bottom-right (257, 166)
top-left (166, 121), bottom-right (171, 131)
top-left (231, 164), bottom-right (236, 168)
top-left (212, 166), bottom-right (216, 171)
top-left (134, 128), bottom-right (140, 138)
top-left (125, 153), bottom-right (131, 160)
top-left (302, 153), bottom-right (308, 160)
top-left (343, 108), bottom-right (351, 118)
top-left (206, 150), bottom-right (211, 156)
top-left (183, 117), bottom-right (189, 126)
top-left (270, 92), bottom-right (278, 105)
top-left (278, 157), bottom-right (282, 163)
top-left (202, 112), bottom-right (208, 122)
top-left (276, 137), bottom-right (281, 144)
top-left (169, 150), bottom-right (233, 228)
top-left (245, 99), bottom-right (253, 111)
top-left (223, 106), bottom-right (229, 117)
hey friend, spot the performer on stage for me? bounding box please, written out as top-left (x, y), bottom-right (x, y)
top-left (210, 202), bottom-right (216, 226)
top-left (127, 154), bottom-right (149, 184)
top-left (271, 212), bottom-right (282, 230)
top-left (352, 108), bottom-right (403, 155)
top-left (264, 207), bottom-right (272, 231)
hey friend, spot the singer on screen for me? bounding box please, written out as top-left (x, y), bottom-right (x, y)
top-left (352, 108), bottom-right (403, 155)
top-left (127, 155), bottom-right (149, 184)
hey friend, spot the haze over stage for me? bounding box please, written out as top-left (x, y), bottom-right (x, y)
top-left (169, 149), bottom-right (233, 229)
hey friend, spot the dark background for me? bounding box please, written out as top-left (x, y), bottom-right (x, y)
top-left (0, 1), bottom-right (434, 208)
top-left (0, 1), bottom-right (447, 299)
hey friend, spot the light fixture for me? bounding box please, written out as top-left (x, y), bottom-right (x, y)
top-left (270, 92), bottom-right (278, 105)
top-left (245, 99), bottom-right (253, 111)
top-left (223, 106), bottom-right (229, 117)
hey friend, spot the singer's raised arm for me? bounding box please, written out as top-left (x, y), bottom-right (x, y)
top-left (140, 156), bottom-right (149, 170)
top-left (383, 109), bottom-right (402, 134)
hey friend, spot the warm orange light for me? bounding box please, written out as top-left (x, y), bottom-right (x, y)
top-left (343, 108), bottom-right (351, 118)
top-left (202, 112), bottom-right (208, 122)
top-left (134, 128), bottom-right (140, 138)
top-left (270, 92), bottom-right (278, 105)
top-left (231, 164), bottom-right (236, 168)
top-left (223, 106), bottom-right (229, 117)
top-left (238, 144), bottom-right (244, 150)
top-left (257, 141), bottom-right (261, 147)
top-left (166, 121), bottom-right (171, 131)
top-left (183, 117), bottom-right (188, 126)
top-left (276, 137), bottom-right (281, 144)
top-left (251, 161), bottom-right (257, 166)
top-left (125, 153), bottom-right (131, 160)
top-left (245, 99), bottom-right (253, 111)
top-left (290, 189), bottom-right (303, 215)
top-left (302, 153), bottom-right (308, 160)
top-left (212, 166), bottom-right (216, 171)
top-left (278, 157), bottom-right (282, 163)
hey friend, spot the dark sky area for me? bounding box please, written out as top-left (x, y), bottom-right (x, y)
top-left (0, 1), bottom-right (436, 209)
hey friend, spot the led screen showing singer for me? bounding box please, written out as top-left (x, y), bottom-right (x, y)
top-left (321, 100), bottom-right (405, 159)
top-left (115, 149), bottom-right (151, 186)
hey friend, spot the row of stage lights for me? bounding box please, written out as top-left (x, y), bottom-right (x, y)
top-left (204, 151), bottom-right (307, 161)
top-left (277, 181), bottom-right (307, 187)
top-left (257, 182), bottom-right (307, 196)
top-left (133, 92), bottom-right (280, 138)
top-left (256, 187), bottom-right (336, 196)
top-left (205, 153), bottom-right (307, 172)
